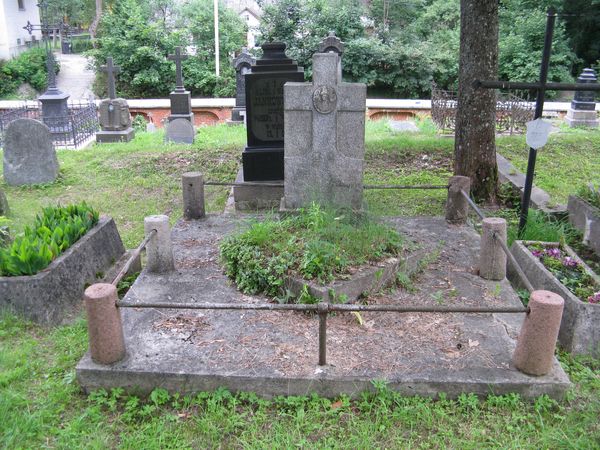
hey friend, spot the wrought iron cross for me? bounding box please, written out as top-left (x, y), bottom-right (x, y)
top-left (168, 47), bottom-right (188, 92)
top-left (474, 7), bottom-right (600, 234)
top-left (22, 0), bottom-right (69, 95)
top-left (101, 57), bottom-right (121, 100)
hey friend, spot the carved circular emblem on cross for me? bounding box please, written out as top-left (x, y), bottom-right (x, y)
top-left (312, 85), bottom-right (337, 114)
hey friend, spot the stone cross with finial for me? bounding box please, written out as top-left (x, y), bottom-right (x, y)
top-left (169, 47), bottom-right (188, 92)
top-left (101, 57), bottom-right (121, 99)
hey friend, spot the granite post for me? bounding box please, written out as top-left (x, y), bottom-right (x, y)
top-left (565, 68), bottom-right (599, 128)
top-left (96, 57), bottom-right (135, 143)
top-left (182, 172), bottom-right (205, 220)
top-left (513, 290), bottom-right (564, 376)
top-left (283, 51), bottom-right (366, 210)
top-left (144, 215), bottom-right (175, 273)
top-left (479, 217), bottom-right (507, 280)
top-left (445, 176), bottom-right (471, 225)
top-left (166, 47), bottom-right (195, 144)
top-left (230, 48), bottom-right (255, 124)
top-left (84, 283), bottom-right (126, 365)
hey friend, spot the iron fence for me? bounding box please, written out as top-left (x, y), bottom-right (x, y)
top-left (0, 100), bottom-right (99, 148)
top-left (431, 83), bottom-right (534, 134)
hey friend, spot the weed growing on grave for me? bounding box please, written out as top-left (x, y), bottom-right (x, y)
top-left (0, 203), bottom-right (98, 276)
top-left (576, 183), bottom-right (600, 209)
top-left (506, 209), bottom-right (577, 246)
top-left (220, 203), bottom-right (404, 301)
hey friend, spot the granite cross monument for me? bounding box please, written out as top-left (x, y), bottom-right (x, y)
top-left (565, 68), bottom-right (599, 128)
top-left (283, 51), bottom-right (366, 209)
top-left (96, 57), bottom-right (134, 143)
top-left (165, 46), bottom-right (195, 144)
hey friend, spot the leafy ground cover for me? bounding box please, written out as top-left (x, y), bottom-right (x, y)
top-left (220, 203), bottom-right (404, 298)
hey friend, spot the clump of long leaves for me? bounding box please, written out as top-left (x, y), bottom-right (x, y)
top-left (0, 203), bottom-right (99, 276)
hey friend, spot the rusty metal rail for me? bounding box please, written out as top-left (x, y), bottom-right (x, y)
top-left (116, 299), bottom-right (528, 366)
top-left (460, 189), bottom-right (535, 292)
top-left (111, 229), bottom-right (156, 286)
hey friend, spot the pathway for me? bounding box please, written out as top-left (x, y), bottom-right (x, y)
top-left (55, 52), bottom-right (96, 100)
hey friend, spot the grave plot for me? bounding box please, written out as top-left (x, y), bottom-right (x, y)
top-left (76, 214), bottom-right (570, 399)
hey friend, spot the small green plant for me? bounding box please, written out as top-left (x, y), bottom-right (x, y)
top-left (431, 290), bottom-right (444, 305)
top-left (0, 216), bottom-right (10, 247)
top-left (117, 272), bottom-right (140, 298)
top-left (576, 183), bottom-right (600, 209)
top-left (220, 203), bottom-right (404, 301)
top-left (132, 114), bottom-right (148, 132)
top-left (0, 203), bottom-right (99, 276)
top-left (508, 209), bottom-right (577, 245)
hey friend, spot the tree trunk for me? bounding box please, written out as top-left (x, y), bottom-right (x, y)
top-left (89, 0), bottom-right (103, 41)
top-left (454, 0), bottom-right (499, 203)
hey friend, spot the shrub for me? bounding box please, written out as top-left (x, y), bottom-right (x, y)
top-left (0, 47), bottom-right (58, 97)
top-left (576, 183), bottom-right (600, 209)
top-left (0, 203), bottom-right (99, 276)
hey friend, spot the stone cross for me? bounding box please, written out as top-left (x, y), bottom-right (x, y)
top-left (101, 57), bottom-right (121, 100)
top-left (319, 32), bottom-right (344, 56)
top-left (169, 47), bottom-right (188, 92)
top-left (284, 52), bottom-right (366, 209)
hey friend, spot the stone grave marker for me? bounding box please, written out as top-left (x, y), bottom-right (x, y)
top-left (230, 48), bottom-right (255, 124)
top-left (3, 118), bottom-right (59, 186)
top-left (242, 42), bottom-right (304, 181)
top-left (165, 47), bottom-right (195, 143)
top-left (565, 68), bottom-right (599, 128)
top-left (283, 51), bottom-right (366, 210)
top-left (96, 57), bottom-right (135, 143)
top-left (165, 118), bottom-right (195, 145)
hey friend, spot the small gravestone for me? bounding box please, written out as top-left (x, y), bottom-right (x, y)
top-left (165, 118), bottom-right (195, 145)
top-left (242, 42), bottom-right (304, 181)
top-left (565, 68), bottom-right (599, 128)
top-left (3, 118), bottom-right (59, 186)
top-left (389, 120), bottom-right (419, 133)
top-left (96, 57), bottom-right (135, 143)
top-left (165, 47), bottom-right (195, 143)
top-left (283, 51), bottom-right (366, 210)
top-left (230, 48), bottom-right (255, 124)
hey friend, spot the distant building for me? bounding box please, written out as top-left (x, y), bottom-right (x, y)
top-left (0, 0), bottom-right (42, 60)
top-left (222, 0), bottom-right (263, 48)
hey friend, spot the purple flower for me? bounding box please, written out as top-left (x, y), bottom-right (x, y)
top-left (588, 292), bottom-right (600, 304)
top-left (531, 249), bottom-right (544, 258)
top-left (545, 248), bottom-right (562, 258)
top-left (562, 256), bottom-right (579, 268)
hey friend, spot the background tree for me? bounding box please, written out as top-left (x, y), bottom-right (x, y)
top-left (453, 0), bottom-right (499, 202)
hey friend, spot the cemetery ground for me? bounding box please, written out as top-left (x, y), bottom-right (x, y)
top-left (1, 120), bottom-right (600, 447)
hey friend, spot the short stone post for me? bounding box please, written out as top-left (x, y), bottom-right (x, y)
top-left (182, 172), bottom-right (205, 220)
top-left (445, 176), bottom-right (470, 225)
top-left (84, 283), bottom-right (126, 365)
top-left (144, 215), bottom-right (175, 273)
top-left (513, 290), bottom-right (564, 376)
top-left (479, 217), bottom-right (507, 280)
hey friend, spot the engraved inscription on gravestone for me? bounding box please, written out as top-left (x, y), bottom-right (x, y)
top-left (249, 78), bottom-right (285, 141)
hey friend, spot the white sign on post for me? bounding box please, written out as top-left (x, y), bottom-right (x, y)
top-left (526, 118), bottom-right (552, 149)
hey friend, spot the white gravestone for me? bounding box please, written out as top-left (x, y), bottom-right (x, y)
top-left (283, 52), bottom-right (366, 209)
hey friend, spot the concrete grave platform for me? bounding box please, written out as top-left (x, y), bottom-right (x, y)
top-left (77, 215), bottom-right (571, 399)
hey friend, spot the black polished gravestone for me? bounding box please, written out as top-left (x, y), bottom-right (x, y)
top-left (242, 42), bottom-right (304, 181)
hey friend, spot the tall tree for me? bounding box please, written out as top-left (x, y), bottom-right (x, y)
top-left (454, 0), bottom-right (499, 202)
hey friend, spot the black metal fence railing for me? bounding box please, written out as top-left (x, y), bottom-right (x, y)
top-left (0, 100), bottom-right (99, 148)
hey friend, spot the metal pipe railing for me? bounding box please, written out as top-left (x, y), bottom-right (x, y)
top-left (111, 229), bottom-right (156, 286)
top-left (203, 181), bottom-right (449, 190)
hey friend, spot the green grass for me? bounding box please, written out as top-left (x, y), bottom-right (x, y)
top-left (0, 313), bottom-right (599, 448)
top-left (497, 129), bottom-right (600, 205)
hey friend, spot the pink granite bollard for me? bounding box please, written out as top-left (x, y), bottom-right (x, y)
top-left (182, 172), bottom-right (205, 220)
top-left (84, 283), bottom-right (126, 365)
top-left (479, 217), bottom-right (507, 280)
top-left (445, 176), bottom-right (471, 225)
top-left (513, 290), bottom-right (564, 376)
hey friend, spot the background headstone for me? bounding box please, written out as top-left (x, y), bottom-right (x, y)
top-left (165, 47), bottom-right (195, 143)
top-left (565, 68), bottom-right (599, 128)
top-left (242, 42), bottom-right (304, 181)
top-left (3, 118), bottom-right (59, 186)
top-left (230, 48), bottom-right (255, 124)
top-left (96, 57), bottom-right (135, 143)
top-left (284, 51), bottom-right (366, 210)
top-left (165, 118), bottom-right (195, 145)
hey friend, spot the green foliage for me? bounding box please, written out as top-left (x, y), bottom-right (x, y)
top-left (576, 183), bottom-right (600, 209)
top-left (0, 216), bottom-right (10, 247)
top-left (0, 48), bottom-right (56, 97)
top-left (0, 203), bottom-right (98, 277)
top-left (507, 209), bottom-right (578, 245)
top-left (89, 0), bottom-right (245, 98)
top-left (220, 204), bottom-right (404, 300)
top-left (131, 114), bottom-right (148, 132)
